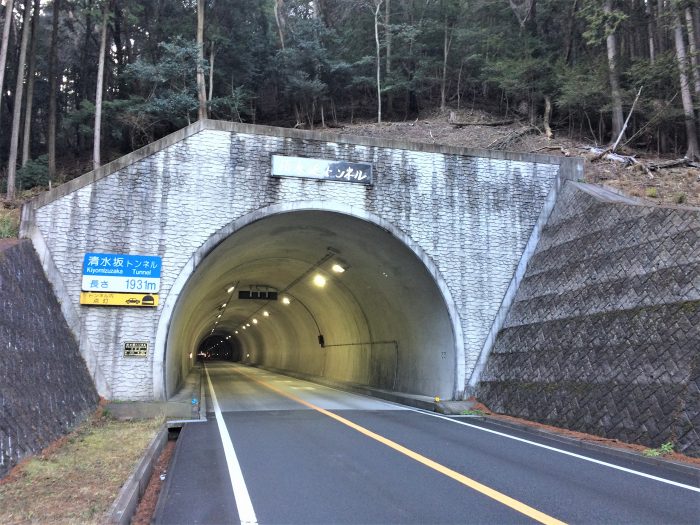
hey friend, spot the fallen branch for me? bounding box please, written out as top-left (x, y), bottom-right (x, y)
top-left (450, 119), bottom-right (516, 128)
top-left (611, 86), bottom-right (643, 153)
top-left (647, 158), bottom-right (691, 170)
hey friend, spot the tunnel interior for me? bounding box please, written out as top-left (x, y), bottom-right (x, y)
top-left (166, 211), bottom-right (458, 400)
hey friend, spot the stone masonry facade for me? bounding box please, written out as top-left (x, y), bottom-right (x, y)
top-left (0, 241), bottom-right (98, 478)
top-left (478, 182), bottom-right (700, 456)
top-left (21, 121), bottom-right (578, 400)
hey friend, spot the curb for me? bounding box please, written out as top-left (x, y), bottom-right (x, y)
top-left (468, 416), bottom-right (700, 482)
top-left (106, 425), bottom-right (168, 525)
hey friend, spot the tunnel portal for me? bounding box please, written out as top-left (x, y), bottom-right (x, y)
top-left (167, 211), bottom-right (457, 400)
top-left (21, 120), bottom-right (577, 401)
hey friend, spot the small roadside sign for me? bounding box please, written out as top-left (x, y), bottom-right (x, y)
top-left (124, 342), bottom-right (148, 357)
top-left (80, 292), bottom-right (159, 307)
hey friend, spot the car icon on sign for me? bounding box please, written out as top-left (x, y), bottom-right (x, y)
top-left (126, 298), bottom-right (140, 305)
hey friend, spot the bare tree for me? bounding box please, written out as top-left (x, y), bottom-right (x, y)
top-left (48, 0), bottom-right (61, 180)
top-left (604, 0), bottom-right (625, 142)
top-left (672, 5), bottom-right (699, 158)
top-left (0, 0), bottom-right (14, 126)
top-left (196, 0), bottom-right (207, 120)
top-left (6, 0), bottom-right (33, 201)
top-left (374, 0), bottom-right (383, 123)
top-left (21, 0), bottom-right (40, 167)
top-left (94, 2), bottom-right (109, 170)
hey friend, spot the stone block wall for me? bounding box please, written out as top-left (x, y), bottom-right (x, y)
top-left (0, 241), bottom-right (98, 478)
top-left (478, 182), bottom-right (700, 456)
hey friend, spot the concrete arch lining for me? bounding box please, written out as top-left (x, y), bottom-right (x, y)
top-left (154, 201), bottom-right (466, 400)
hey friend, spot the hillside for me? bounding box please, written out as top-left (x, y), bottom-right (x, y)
top-left (339, 110), bottom-right (700, 208)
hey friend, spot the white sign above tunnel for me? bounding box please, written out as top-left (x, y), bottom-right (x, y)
top-left (271, 155), bottom-right (373, 184)
top-left (81, 253), bottom-right (162, 293)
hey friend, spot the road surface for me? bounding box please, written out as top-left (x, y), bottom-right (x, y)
top-left (155, 362), bottom-right (700, 524)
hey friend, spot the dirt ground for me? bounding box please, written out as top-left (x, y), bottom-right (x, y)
top-left (337, 109), bottom-right (700, 208)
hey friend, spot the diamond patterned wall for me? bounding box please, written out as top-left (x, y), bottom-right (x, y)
top-left (478, 182), bottom-right (700, 456)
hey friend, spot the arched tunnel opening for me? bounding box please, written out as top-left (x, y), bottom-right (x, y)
top-left (165, 210), bottom-right (460, 401)
top-left (196, 335), bottom-right (242, 362)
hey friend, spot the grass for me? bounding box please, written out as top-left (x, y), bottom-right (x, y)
top-left (460, 409), bottom-right (486, 416)
top-left (0, 208), bottom-right (19, 238)
top-left (0, 410), bottom-right (162, 524)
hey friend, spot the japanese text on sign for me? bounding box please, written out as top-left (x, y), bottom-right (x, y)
top-left (271, 155), bottom-right (373, 185)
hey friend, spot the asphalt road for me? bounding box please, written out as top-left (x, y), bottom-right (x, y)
top-left (155, 362), bottom-right (700, 524)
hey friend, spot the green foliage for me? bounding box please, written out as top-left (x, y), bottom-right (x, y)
top-left (643, 442), bottom-right (674, 457)
top-left (17, 155), bottom-right (50, 190)
top-left (645, 187), bottom-right (659, 198)
top-left (460, 409), bottom-right (486, 416)
top-left (0, 212), bottom-right (19, 238)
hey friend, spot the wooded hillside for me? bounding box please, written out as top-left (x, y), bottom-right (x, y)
top-left (2, 0), bottom-right (700, 200)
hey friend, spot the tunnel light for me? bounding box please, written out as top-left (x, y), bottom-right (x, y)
top-left (189, 352), bottom-right (193, 359)
top-left (246, 353), bottom-right (250, 358)
top-left (242, 326), bottom-right (247, 330)
top-left (217, 314), bottom-right (222, 318)
top-left (281, 296), bottom-right (291, 305)
top-left (227, 285), bottom-right (236, 293)
top-left (263, 311), bottom-right (270, 317)
top-left (313, 274), bottom-right (327, 287)
top-left (246, 323), bottom-right (251, 327)
top-left (222, 303), bottom-right (227, 308)
top-left (252, 318), bottom-right (258, 324)
top-left (235, 330), bottom-right (238, 334)
top-left (331, 263), bottom-right (346, 274)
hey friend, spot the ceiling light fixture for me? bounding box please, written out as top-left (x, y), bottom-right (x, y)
top-left (252, 318), bottom-right (258, 324)
top-left (227, 285), bottom-right (235, 294)
top-left (313, 274), bottom-right (327, 287)
top-left (331, 264), bottom-right (346, 274)
top-left (282, 296), bottom-right (291, 305)
top-left (263, 311), bottom-right (270, 317)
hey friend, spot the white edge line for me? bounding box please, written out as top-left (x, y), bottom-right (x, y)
top-left (205, 365), bottom-right (259, 524)
top-left (405, 407), bottom-right (700, 493)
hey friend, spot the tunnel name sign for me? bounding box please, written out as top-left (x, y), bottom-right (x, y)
top-left (271, 155), bottom-right (372, 184)
top-left (81, 253), bottom-right (162, 294)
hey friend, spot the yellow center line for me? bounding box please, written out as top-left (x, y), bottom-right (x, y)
top-left (231, 366), bottom-right (567, 525)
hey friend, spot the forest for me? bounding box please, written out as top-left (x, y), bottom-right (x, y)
top-left (2, 0), bottom-right (700, 201)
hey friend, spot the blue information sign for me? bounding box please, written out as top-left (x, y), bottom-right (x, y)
top-left (82, 253), bottom-right (162, 278)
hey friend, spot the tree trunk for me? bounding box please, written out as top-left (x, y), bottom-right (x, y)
top-left (274, 0), bottom-right (285, 49)
top-left (374, 0), bottom-right (382, 124)
top-left (604, 0), bottom-right (625, 142)
top-left (48, 0), bottom-right (61, 181)
top-left (6, 0), bottom-right (32, 201)
top-left (385, 0), bottom-right (392, 115)
top-left (196, 0), bottom-right (207, 120)
top-left (93, 3), bottom-right (108, 170)
top-left (673, 7), bottom-right (699, 159)
top-left (543, 95), bottom-right (553, 139)
top-left (440, 12), bottom-right (452, 113)
top-left (646, 0), bottom-right (655, 63)
top-left (208, 42), bottom-right (214, 102)
top-left (21, 0), bottom-right (40, 167)
top-left (685, 7), bottom-right (700, 95)
top-left (0, 0), bottom-right (14, 127)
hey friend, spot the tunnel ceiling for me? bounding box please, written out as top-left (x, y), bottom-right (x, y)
top-left (167, 210), bottom-right (458, 399)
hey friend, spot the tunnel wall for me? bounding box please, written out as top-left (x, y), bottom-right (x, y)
top-left (478, 182), bottom-right (700, 456)
top-left (20, 120), bottom-right (579, 400)
top-left (0, 241), bottom-right (98, 478)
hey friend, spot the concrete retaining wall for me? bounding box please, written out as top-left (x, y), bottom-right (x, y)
top-left (0, 241), bottom-right (98, 478)
top-left (478, 182), bottom-right (700, 456)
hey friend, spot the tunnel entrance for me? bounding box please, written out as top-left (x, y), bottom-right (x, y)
top-left (163, 208), bottom-right (461, 401)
